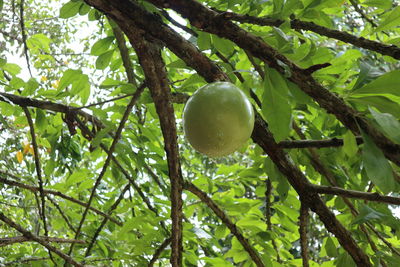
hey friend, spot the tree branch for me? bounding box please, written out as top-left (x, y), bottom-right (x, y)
top-left (292, 122), bottom-right (395, 263)
top-left (82, 1), bottom-right (372, 264)
top-left (251, 114), bottom-right (371, 266)
top-left (348, 0), bottom-right (378, 27)
top-left (265, 178), bottom-right (281, 262)
top-left (278, 137), bottom-right (363, 149)
top-left (0, 174), bottom-right (122, 226)
top-left (23, 107), bottom-right (49, 237)
top-left (146, 0), bottom-right (400, 167)
top-left (148, 237), bottom-right (172, 267)
top-left (217, 12), bottom-right (399, 59)
top-left (121, 24), bottom-right (184, 267)
top-left (0, 211), bottom-right (82, 266)
top-left (299, 204), bottom-right (309, 267)
top-left (66, 85), bottom-right (144, 258)
top-left (184, 181), bottom-right (265, 266)
top-left (3, 257), bottom-right (48, 266)
top-left (84, 183), bottom-right (131, 257)
top-left (19, 0), bottom-right (33, 77)
top-left (311, 184), bottom-right (400, 205)
top-left (0, 236), bottom-right (86, 247)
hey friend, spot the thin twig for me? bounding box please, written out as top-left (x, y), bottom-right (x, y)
top-left (0, 175), bottom-right (122, 225)
top-left (84, 183), bottom-right (131, 257)
top-left (0, 211), bottom-right (82, 266)
top-left (66, 86), bottom-right (145, 258)
top-left (348, 0), bottom-right (378, 27)
top-left (47, 196), bottom-right (77, 234)
top-left (110, 19), bottom-right (139, 87)
top-left (19, 0), bottom-right (32, 76)
top-left (74, 116), bottom-right (169, 233)
top-left (278, 137), bottom-right (364, 149)
top-left (311, 184), bottom-right (400, 205)
top-left (184, 181), bottom-right (265, 267)
top-left (265, 178), bottom-right (281, 262)
top-left (3, 257), bottom-right (49, 266)
top-left (148, 237), bottom-right (172, 267)
top-left (292, 122), bottom-right (394, 264)
top-left (23, 106), bottom-right (54, 263)
top-left (0, 236), bottom-right (86, 247)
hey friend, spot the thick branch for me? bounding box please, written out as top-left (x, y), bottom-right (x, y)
top-left (292, 122), bottom-right (397, 262)
top-left (251, 114), bottom-right (371, 266)
top-left (81, 1), bottom-right (373, 264)
top-left (184, 181), bottom-right (265, 267)
top-left (218, 12), bottom-right (400, 60)
top-left (0, 212), bottom-right (82, 266)
top-left (0, 92), bottom-right (105, 130)
top-left (123, 25), bottom-right (184, 267)
top-left (146, 0), bottom-right (400, 167)
top-left (83, 0), bottom-right (228, 83)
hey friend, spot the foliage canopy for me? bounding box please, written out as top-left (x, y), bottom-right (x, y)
top-left (0, 0), bottom-right (400, 266)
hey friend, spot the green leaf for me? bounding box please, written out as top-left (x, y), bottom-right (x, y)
top-left (369, 108), bottom-right (400, 144)
top-left (58, 69), bottom-right (82, 91)
top-left (262, 67), bottom-right (292, 141)
top-left (342, 130), bottom-right (358, 158)
top-left (0, 0), bottom-right (3, 12)
top-left (352, 204), bottom-right (387, 225)
top-left (212, 35), bottom-right (235, 55)
top-left (59, 0), bottom-right (82, 19)
top-left (352, 61), bottom-right (382, 91)
top-left (3, 63), bottom-right (21, 76)
top-left (376, 6), bottom-right (400, 32)
top-left (35, 109), bottom-right (47, 131)
top-left (236, 216), bottom-right (268, 233)
top-left (91, 37), bottom-right (114, 56)
top-left (23, 78), bottom-right (40, 96)
top-left (349, 95), bottom-right (400, 118)
top-left (26, 34), bottom-right (52, 52)
top-left (336, 252), bottom-right (355, 267)
top-left (264, 158), bottom-right (289, 201)
top-left (363, 0), bottom-right (392, 9)
top-left (96, 50), bottom-right (114, 70)
top-left (79, 2), bottom-right (91, 15)
top-left (281, 0), bottom-right (303, 18)
top-left (352, 70), bottom-right (400, 97)
top-left (70, 74), bottom-right (89, 94)
top-left (325, 237), bottom-right (338, 257)
top-left (361, 132), bottom-right (394, 194)
top-left (197, 32), bottom-right (211, 51)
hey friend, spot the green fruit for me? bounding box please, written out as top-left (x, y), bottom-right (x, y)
top-left (183, 82), bottom-right (255, 157)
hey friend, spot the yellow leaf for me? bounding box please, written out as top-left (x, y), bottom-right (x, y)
top-left (41, 76), bottom-right (48, 82)
top-left (16, 151), bottom-right (23, 163)
top-left (52, 80), bottom-right (60, 88)
top-left (23, 142), bottom-right (31, 154)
